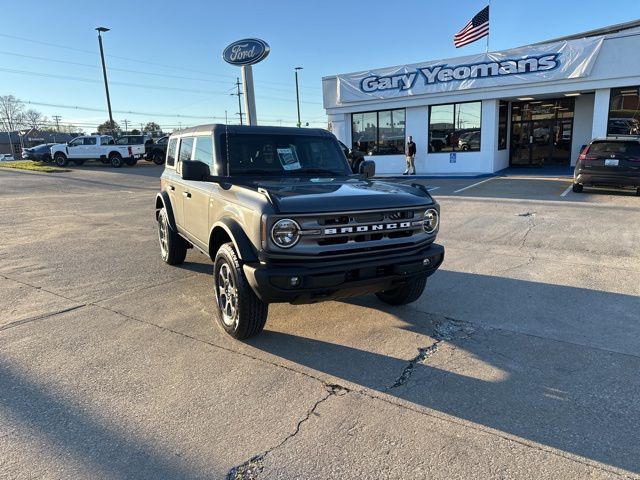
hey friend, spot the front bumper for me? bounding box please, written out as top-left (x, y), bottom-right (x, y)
top-left (243, 243), bottom-right (444, 304)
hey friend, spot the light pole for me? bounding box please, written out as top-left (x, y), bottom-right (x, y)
top-left (95, 27), bottom-right (114, 135)
top-left (294, 67), bottom-right (303, 127)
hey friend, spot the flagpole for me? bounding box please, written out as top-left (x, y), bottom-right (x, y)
top-left (486, 0), bottom-right (490, 53)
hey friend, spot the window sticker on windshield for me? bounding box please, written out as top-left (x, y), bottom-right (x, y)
top-left (277, 147), bottom-right (301, 170)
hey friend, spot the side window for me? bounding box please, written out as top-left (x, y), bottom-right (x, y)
top-left (115, 137), bottom-right (129, 145)
top-left (166, 138), bottom-right (177, 167)
top-left (178, 137), bottom-right (194, 163)
top-left (84, 137), bottom-right (97, 145)
top-left (193, 136), bottom-right (214, 172)
top-left (69, 138), bottom-right (83, 147)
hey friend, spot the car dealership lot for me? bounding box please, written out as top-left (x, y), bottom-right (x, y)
top-left (1, 165), bottom-right (639, 480)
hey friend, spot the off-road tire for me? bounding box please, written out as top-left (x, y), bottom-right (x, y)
top-left (213, 243), bottom-right (268, 339)
top-left (125, 158), bottom-right (137, 166)
top-left (152, 151), bottom-right (165, 165)
top-left (110, 152), bottom-right (123, 168)
top-left (375, 276), bottom-right (427, 306)
top-left (572, 183), bottom-right (583, 193)
top-left (54, 153), bottom-right (68, 167)
top-left (157, 207), bottom-right (187, 265)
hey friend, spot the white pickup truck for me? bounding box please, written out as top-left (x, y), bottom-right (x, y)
top-left (50, 135), bottom-right (145, 168)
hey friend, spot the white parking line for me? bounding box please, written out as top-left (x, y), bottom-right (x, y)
top-left (560, 185), bottom-right (573, 197)
top-left (427, 186), bottom-right (440, 192)
top-left (453, 177), bottom-right (497, 194)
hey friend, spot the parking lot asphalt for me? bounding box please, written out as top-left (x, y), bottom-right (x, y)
top-left (1, 163), bottom-right (640, 479)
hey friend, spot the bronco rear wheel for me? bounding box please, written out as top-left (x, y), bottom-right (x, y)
top-left (375, 276), bottom-right (427, 306)
top-left (157, 207), bottom-right (187, 265)
top-left (213, 243), bottom-right (268, 339)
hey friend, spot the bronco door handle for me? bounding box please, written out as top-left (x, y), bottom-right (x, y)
top-left (183, 192), bottom-right (191, 198)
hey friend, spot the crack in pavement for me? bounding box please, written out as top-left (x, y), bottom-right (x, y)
top-left (386, 318), bottom-right (477, 391)
top-left (2, 273), bottom-right (635, 478)
top-left (226, 384), bottom-right (348, 480)
top-left (0, 304), bottom-right (86, 332)
top-left (519, 212), bottom-right (538, 248)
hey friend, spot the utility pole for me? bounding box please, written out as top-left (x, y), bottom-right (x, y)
top-left (52, 115), bottom-right (61, 132)
top-left (95, 27), bottom-right (114, 135)
top-left (3, 117), bottom-right (14, 156)
top-left (122, 119), bottom-right (129, 133)
top-left (230, 77), bottom-right (244, 125)
top-left (294, 67), bottom-right (303, 128)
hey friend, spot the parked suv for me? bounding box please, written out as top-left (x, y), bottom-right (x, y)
top-left (145, 135), bottom-right (169, 165)
top-left (573, 137), bottom-right (640, 195)
top-left (155, 125), bottom-right (444, 339)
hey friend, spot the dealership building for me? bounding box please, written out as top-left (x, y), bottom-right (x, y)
top-left (322, 20), bottom-right (640, 175)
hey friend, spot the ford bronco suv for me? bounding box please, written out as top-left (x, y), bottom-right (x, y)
top-left (155, 125), bottom-right (444, 339)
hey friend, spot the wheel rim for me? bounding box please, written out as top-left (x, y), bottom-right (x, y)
top-left (158, 211), bottom-right (169, 259)
top-left (216, 262), bottom-right (238, 327)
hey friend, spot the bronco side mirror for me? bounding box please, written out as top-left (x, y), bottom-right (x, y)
top-left (360, 160), bottom-right (375, 179)
top-left (182, 160), bottom-right (210, 181)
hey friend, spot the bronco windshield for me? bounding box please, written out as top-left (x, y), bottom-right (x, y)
top-left (220, 134), bottom-right (351, 176)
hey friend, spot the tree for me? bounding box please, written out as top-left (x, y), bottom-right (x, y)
top-left (143, 121), bottom-right (161, 132)
top-left (0, 95), bottom-right (26, 132)
top-left (130, 128), bottom-right (141, 135)
top-left (24, 109), bottom-right (48, 130)
top-left (97, 120), bottom-right (120, 135)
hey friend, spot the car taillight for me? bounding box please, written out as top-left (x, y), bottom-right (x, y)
top-left (128, 146), bottom-right (133, 155)
top-left (578, 145), bottom-right (590, 161)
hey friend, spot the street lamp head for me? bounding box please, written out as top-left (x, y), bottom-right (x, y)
top-left (95, 27), bottom-right (110, 33)
top-left (295, 66), bottom-right (303, 71)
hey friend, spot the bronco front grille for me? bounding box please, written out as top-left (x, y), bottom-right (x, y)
top-left (276, 207), bottom-right (431, 257)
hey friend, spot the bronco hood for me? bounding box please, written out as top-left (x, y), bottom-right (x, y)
top-left (243, 177), bottom-right (434, 213)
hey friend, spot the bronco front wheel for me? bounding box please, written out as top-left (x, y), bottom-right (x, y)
top-left (157, 207), bottom-right (187, 265)
top-left (375, 276), bottom-right (427, 306)
top-left (214, 243), bottom-right (268, 339)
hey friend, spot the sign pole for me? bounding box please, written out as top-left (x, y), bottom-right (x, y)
top-left (241, 65), bottom-right (257, 126)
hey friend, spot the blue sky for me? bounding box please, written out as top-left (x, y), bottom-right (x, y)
top-left (1, 0), bottom-right (638, 132)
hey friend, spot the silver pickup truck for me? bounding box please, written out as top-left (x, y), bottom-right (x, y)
top-left (155, 125), bottom-right (444, 339)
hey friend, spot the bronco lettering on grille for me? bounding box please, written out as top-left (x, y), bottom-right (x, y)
top-left (324, 221), bottom-right (412, 235)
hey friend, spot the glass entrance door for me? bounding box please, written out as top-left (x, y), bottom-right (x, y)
top-left (509, 98), bottom-right (575, 167)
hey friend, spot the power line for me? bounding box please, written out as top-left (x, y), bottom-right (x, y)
top-left (21, 99), bottom-right (326, 124)
top-left (0, 33), bottom-right (320, 92)
top-left (0, 50), bottom-right (322, 96)
top-left (0, 67), bottom-right (323, 105)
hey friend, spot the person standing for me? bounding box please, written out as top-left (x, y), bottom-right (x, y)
top-left (404, 136), bottom-right (417, 175)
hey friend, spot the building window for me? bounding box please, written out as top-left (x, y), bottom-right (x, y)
top-left (351, 109), bottom-right (405, 155)
top-left (429, 101), bottom-right (482, 152)
top-left (608, 86), bottom-right (640, 136)
top-left (498, 101), bottom-right (508, 150)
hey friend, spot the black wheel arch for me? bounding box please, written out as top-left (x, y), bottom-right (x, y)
top-left (155, 192), bottom-right (178, 231)
top-left (209, 218), bottom-right (258, 263)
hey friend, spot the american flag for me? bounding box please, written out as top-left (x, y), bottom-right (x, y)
top-left (454, 6), bottom-right (490, 48)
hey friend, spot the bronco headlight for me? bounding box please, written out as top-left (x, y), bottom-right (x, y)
top-left (271, 219), bottom-right (301, 248)
top-left (423, 208), bottom-right (439, 234)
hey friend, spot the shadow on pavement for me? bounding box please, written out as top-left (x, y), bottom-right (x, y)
top-left (249, 271), bottom-right (640, 474)
top-left (0, 363), bottom-right (207, 479)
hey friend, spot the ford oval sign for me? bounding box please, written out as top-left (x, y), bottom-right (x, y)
top-left (223, 39), bottom-right (270, 66)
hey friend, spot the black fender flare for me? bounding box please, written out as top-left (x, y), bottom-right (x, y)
top-left (210, 218), bottom-right (258, 263)
top-left (155, 191), bottom-right (177, 231)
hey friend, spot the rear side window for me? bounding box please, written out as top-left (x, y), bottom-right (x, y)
top-left (590, 141), bottom-right (640, 155)
top-left (178, 137), bottom-right (195, 163)
top-left (166, 138), bottom-right (177, 167)
top-left (193, 136), bottom-right (214, 172)
top-left (84, 137), bottom-right (97, 145)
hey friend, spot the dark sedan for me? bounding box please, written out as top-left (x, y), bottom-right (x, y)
top-left (21, 143), bottom-right (55, 162)
top-left (573, 138), bottom-right (640, 195)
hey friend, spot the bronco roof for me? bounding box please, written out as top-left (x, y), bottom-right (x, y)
top-left (170, 124), bottom-right (333, 137)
